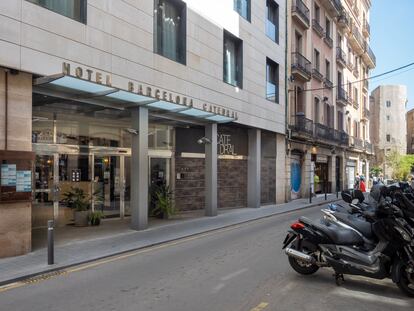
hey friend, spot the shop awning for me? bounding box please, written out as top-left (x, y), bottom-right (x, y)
top-left (33, 74), bottom-right (236, 124)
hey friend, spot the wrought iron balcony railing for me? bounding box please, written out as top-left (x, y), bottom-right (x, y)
top-left (363, 107), bottom-right (370, 118)
top-left (337, 87), bottom-right (349, 104)
top-left (291, 52), bottom-right (312, 79)
top-left (336, 47), bottom-right (346, 66)
top-left (312, 68), bottom-right (324, 82)
top-left (324, 77), bottom-right (333, 89)
top-left (312, 19), bottom-right (324, 37)
top-left (290, 115), bottom-right (314, 136)
top-left (292, 0), bottom-right (310, 27)
top-left (324, 34), bottom-right (333, 48)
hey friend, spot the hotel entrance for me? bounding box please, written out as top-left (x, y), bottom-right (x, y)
top-left (32, 146), bottom-right (132, 228)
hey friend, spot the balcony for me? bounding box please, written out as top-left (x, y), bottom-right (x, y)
top-left (363, 79), bottom-right (369, 92)
top-left (324, 33), bottom-right (333, 48)
top-left (363, 21), bottom-right (370, 37)
top-left (362, 107), bottom-right (370, 120)
top-left (336, 87), bottom-right (349, 107)
top-left (349, 24), bottom-right (365, 54)
top-left (363, 42), bottom-right (376, 69)
top-left (312, 68), bottom-right (324, 82)
top-left (336, 47), bottom-right (347, 67)
top-left (312, 19), bottom-right (324, 37)
top-left (365, 141), bottom-right (373, 154)
top-left (353, 99), bottom-right (359, 109)
top-left (323, 77), bottom-right (333, 89)
top-left (337, 10), bottom-right (351, 32)
top-left (350, 136), bottom-right (364, 150)
top-left (292, 0), bottom-right (310, 29)
top-left (340, 131), bottom-right (349, 146)
top-left (319, 0), bottom-right (343, 16)
top-left (290, 114), bottom-right (314, 137)
top-left (291, 52), bottom-right (312, 81)
top-left (315, 123), bottom-right (334, 141)
top-left (353, 67), bottom-right (359, 78)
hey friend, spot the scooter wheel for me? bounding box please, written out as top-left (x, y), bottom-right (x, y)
top-left (288, 256), bottom-right (319, 275)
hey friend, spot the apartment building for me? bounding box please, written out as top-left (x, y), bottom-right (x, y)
top-left (0, 0), bottom-right (286, 258)
top-left (287, 0), bottom-right (375, 198)
top-left (371, 85), bottom-right (408, 178)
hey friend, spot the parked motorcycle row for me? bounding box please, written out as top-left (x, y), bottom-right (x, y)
top-left (282, 183), bottom-right (414, 297)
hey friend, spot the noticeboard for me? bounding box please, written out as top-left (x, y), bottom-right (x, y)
top-left (0, 150), bottom-right (35, 203)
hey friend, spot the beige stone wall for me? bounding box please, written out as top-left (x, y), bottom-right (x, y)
top-left (0, 68), bottom-right (33, 258)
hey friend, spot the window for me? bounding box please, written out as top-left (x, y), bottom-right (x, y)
top-left (223, 30), bottom-right (243, 88)
top-left (387, 115), bottom-right (390, 121)
top-left (314, 49), bottom-right (320, 71)
top-left (266, 0), bottom-right (279, 43)
top-left (325, 59), bottom-right (330, 80)
top-left (27, 0), bottom-right (87, 23)
top-left (386, 134), bottom-right (391, 142)
top-left (314, 98), bottom-right (320, 123)
top-left (386, 100), bottom-right (391, 107)
top-left (234, 0), bottom-right (251, 21)
top-left (354, 87), bottom-right (358, 105)
top-left (314, 4), bottom-right (320, 22)
top-left (154, 0), bottom-right (187, 65)
top-left (325, 18), bottom-right (331, 38)
top-left (337, 111), bottom-right (344, 131)
top-left (266, 58), bottom-right (279, 103)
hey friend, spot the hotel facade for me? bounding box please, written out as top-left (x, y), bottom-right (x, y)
top-left (0, 0), bottom-right (287, 258)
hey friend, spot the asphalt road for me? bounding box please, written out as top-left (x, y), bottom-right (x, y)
top-left (0, 205), bottom-right (413, 311)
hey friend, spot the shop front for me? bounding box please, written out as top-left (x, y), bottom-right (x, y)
top-left (312, 154), bottom-right (330, 194)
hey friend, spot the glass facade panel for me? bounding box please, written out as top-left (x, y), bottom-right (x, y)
top-left (234, 0), bottom-right (251, 21)
top-left (154, 0), bottom-right (186, 64)
top-left (27, 0), bottom-right (87, 23)
top-left (223, 31), bottom-right (243, 88)
top-left (266, 58), bottom-right (279, 103)
top-left (266, 0), bottom-right (279, 43)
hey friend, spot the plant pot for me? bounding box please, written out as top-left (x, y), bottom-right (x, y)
top-left (74, 211), bottom-right (89, 227)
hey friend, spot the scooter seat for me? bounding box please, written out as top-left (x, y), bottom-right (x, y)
top-left (299, 217), bottom-right (364, 246)
top-left (333, 212), bottom-right (374, 239)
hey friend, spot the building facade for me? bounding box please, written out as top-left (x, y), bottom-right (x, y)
top-left (0, 0), bottom-right (286, 258)
top-left (287, 0), bottom-right (375, 199)
top-left (370, 85), bottom-right (408, 178)
top-left (407, 109), bottom-right (414, 154)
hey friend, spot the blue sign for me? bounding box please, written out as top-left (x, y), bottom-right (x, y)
top-left (1, 164), bottom-right (16, 186)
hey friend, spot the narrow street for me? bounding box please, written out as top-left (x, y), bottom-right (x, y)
top-left (0, 206), bottom-right (412, 311)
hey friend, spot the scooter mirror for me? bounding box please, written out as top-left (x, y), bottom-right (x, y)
top-left (341, 191), bottom-right (352, 203)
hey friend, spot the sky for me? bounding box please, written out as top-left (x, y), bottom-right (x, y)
top-left (370, 0), bottom-right (414, 110)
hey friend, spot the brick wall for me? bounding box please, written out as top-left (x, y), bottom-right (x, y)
top-left (174, 157), bottom-right (248, 211)
top-left (261, 157), bottom-right (276, 205)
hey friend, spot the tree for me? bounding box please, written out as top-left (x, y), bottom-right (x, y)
top-left (385, 150), bottom-right (414, 181)
top-left (370, 166), bottom-right (382, 177)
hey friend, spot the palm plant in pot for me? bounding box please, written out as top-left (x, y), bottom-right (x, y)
top-left (89, 211), bottom-right (105, 226)
top-left (62, 187), bottom-right (90, 227)
top-left (150, 183), bottom-right (175, 219)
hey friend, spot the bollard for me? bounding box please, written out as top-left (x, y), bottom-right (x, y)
top-left (47, 220), bottom-right (54, 265)
top-left (309, 185), bottom-right (312, 204)
top-left (324, 181), bottom-right (327, 201)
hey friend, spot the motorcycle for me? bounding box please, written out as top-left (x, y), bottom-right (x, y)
top-left (282, 197), bottom-right (414, 297)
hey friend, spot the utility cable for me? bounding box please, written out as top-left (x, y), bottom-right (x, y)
top-left (299, 62), bottom-right (414, 92)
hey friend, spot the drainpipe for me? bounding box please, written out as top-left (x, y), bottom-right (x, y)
top-left (4, 69), bottom-right (8, 150)
top-left (284, 0), bottom-right (289, 202)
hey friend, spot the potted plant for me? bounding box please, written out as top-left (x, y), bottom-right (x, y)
top-left (89, 211), bottom-right (105, 226)
top-left (151, 184), bottom-right (175, 219)
top-left (62, 187), bottom-right (90, 227)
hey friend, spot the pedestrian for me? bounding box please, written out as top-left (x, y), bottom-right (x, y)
top-left (354, 173), bottom-right (360, 190)
top-left (410, 177), bottom-right (414, 189)
top-left (373, 175), bottom-right (378, 185)
top-left (359, 176), bottom-right (366, 192)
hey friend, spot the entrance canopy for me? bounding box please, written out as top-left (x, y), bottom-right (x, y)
top-left (34, 74), bottom-right (236, 124)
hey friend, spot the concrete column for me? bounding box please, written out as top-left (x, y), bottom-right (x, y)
top-left (302, 151), bottom-right (312, 198)
top-left (248, 129), bottom-right (261, 208)
top-left (275, 134), bottom-right (287, 204)
top-left (131, 107), bottom-right (149, 230)
top-left (329, 156), bottom-right (336, 193)
top-left (205, 123), bottom-right (217, 217)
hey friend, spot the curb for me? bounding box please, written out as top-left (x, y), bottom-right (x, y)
top-left (0, 197), bottom-right (340, 287)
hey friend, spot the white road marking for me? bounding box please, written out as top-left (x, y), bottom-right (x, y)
top-left (333, 287), bottom-right (410, 307)
top-left (220, 268), bottom-right (249, 281)
top-left (211, 283), bottom-right (226, 294)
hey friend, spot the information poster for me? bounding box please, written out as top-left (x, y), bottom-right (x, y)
top-left (1, 164), bottom-right (17, 186)
top-left (16, 171), bottom-right (32, 193)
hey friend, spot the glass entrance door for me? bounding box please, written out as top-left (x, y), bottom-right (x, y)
top-left (33, 154), bottom-right (57, 228)
top-left (93, 155), bottom-right (121, 218)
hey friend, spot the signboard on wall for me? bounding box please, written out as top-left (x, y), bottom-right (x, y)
top-left (0, 151), bottom-right (35, 203)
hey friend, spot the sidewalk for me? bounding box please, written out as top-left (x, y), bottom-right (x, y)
top-left (0, 194), bottom-right (339, 286)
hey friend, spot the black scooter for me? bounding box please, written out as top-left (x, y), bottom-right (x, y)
top-left (282, 199), bottom-right (414, 297)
